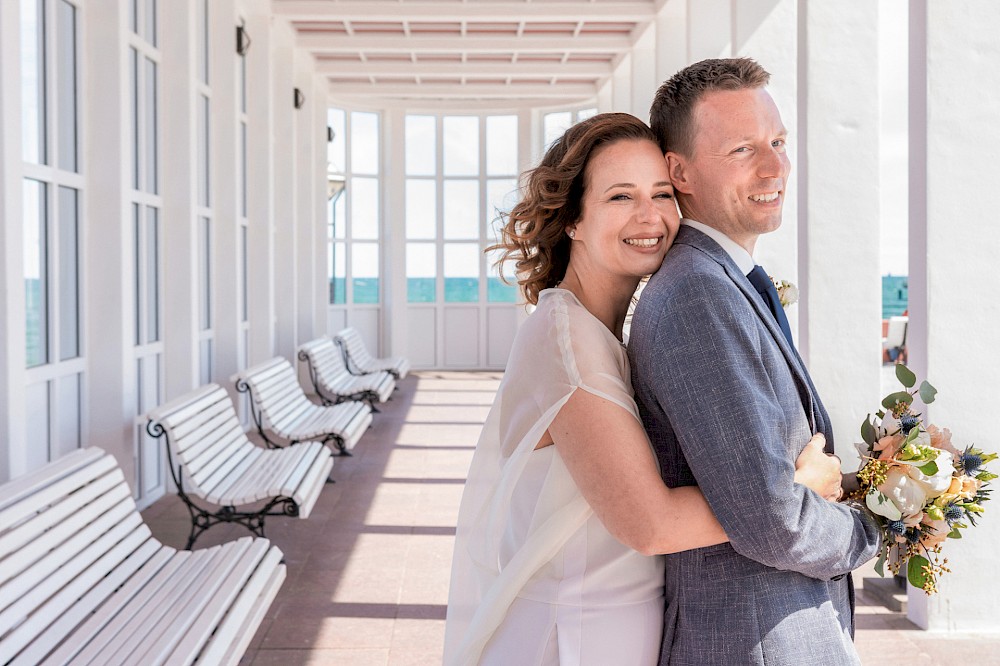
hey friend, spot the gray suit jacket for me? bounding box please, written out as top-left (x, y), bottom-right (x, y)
top-left (628, 225), bottom-right (880, 666)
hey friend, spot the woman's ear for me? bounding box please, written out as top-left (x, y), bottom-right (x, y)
top-left (665, 152), bottom-right (692, 194)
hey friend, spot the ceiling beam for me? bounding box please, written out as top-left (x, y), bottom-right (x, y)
top-left (275, 1), bottom-right (657, 22)
top-left (315, 60), bottom-right (612, 78)
top-left (326, 81), bottom-right (598, 99)
top-left (297, 34), bottom-right (633, 53)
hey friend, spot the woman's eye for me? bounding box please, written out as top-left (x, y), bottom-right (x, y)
top-left (609, 193), bottom-right (630, 201)
top-left (654, 192), bottom-right (674, 200)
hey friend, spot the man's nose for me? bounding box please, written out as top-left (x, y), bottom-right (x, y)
top-left (757, 147), bottom-right (788, 179)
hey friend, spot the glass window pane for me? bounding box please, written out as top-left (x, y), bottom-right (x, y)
top-left (145, 57), bottom-right (158, 194)
top-left (198, 0), bottom-right (209, 85)
top-left (444, 243), bottom-right (479, 303)
top-left (240, 225), bottom-right (248, 322)
top-left (351, 177), bottom-right (379, 240)
top-left (444, 180), bottom-right (479, 240)
top-left (444, 116), bottom-right (479, 176)
top-left (487, 248), bottom-right (518, 303)
top-left (406, 243), bottom-right (436, 303)
top-left (24, 179), bottom-right (48, 367)
top-left (199, 217), bottom-right (211, 330)
top-left (130, 48), bottom-right (139, 190)
top-left (486, 115), bottom-right (518, 176)
top-left (57, 0), bottom-right (77, 172)
top-left (144, 0), bottom-right (157, 46)
top-left (577, 107), bottom-right (598, 121)
top-left (239, 51), bottom-right (247, 114)
top-left (331, 242), bottom-right (346, 304)
top-left (351, 111), bottom-right (379, 175)
top-left (240, 121), bottom-right (247, 217)
top-left (26, 381), bottom-right (50, 470)
top-left (146, 207), bottom-right (160, 342)
top-left (21, 0), bottom-right (46, 165)
top-left (198, 94), bottom-right (210, 207)
top-left (406, 115), bottom-right (436, 176)
top-left (327, 108), bottom-right (346, 173)
top-left (133, 204), bottom-right (141, 344)
top-left (352, 243), bottom-right (379, 304)
top-left (200, 339), bottom-right (212, 385)
top-left (406, 179), bottom-right (436, 239)
top-left (58, 186), bottom-right (79, 360)
top-left (544, 111), bottom-right (572, 149)
top-left (332, 192), bottom-right (346, 239)
top-left (486, 178), bottom-right (518, 243)
top-left (53, 373), bottom-right (81, 458)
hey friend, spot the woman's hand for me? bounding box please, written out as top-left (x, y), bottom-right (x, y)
top-left (794, 434), bottom-right (843, 501)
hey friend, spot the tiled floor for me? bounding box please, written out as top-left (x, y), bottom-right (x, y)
top-left (141, 371), bottom-right (1000, 665)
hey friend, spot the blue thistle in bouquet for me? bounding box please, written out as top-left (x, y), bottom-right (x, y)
top-left (854, 363), bottom-right (997, 594)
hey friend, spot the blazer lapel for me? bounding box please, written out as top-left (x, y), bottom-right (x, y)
top-left (673, 226), bottom-right (820, 433)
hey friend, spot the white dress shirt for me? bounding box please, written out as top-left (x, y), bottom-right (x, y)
top-left (680, 218), bottom-right (756, 275)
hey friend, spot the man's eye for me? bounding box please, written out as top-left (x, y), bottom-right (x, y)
top-left (772, 139), bottom-right (786, 149)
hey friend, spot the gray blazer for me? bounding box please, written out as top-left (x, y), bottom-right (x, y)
top-left (628, 225), bottom-right (880, 666)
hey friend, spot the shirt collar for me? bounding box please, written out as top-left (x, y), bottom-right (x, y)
top-left (680, 218), bottom-right (756, 275)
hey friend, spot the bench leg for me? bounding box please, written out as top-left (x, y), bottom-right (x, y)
top-left (180, 498), bottom-right (300, 549)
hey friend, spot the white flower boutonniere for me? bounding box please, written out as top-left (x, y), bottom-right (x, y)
top-left (771, 277), bottom-right (798, 308)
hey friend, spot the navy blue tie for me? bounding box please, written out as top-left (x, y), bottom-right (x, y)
top-left (746, 265), bottom-right (794, 347)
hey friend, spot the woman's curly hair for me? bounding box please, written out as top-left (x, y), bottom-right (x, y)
top-left (489, 113), bottom-right (657, 305)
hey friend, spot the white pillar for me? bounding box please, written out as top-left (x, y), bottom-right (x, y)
top-left (630, 24), bottom-right (656, 120)
top-left (383, 107), bottom-right (407, 358)
top-left (211, 0), bottom-right (242, 383)
top-left (160, 1), bottom-right (199, 400)
top-left (271, 21), bottom-right (297, 361)
top-left (687, 0), bottom-right (731, 61)
top-left (0, 0), bottom-right (26, 482)
top-left (312, 74), bottom-right (327, 340)
top-left (610, 53), bottom-right (631, 112)
top-left (907, 0), bottom-right (1000, 631)
top-left (797, 1), bottom-right (882, 464)
top-left (655, 0), bottom-right (687, 85)
top-left (84, 0), bottom-right (136, 486)
top-left (293, 55), bottom-right (317, 346)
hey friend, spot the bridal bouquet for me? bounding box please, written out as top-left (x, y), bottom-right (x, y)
top-left (855, 363), bottom-right (995, 594)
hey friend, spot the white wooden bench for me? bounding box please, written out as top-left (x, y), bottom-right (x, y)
top-left (0, 447), bottom-right (285, 666)
top-left (232, 357), bottom-right (373, 457)
top-left (333, 326), bottom-right (411, 380)
top-left (145, 383), bottom-right (334, 549)
top-left (298, 337), bottom-right (395, 410)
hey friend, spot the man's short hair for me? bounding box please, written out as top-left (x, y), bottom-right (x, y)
top-left (650, 58), bottom-right (771, 156)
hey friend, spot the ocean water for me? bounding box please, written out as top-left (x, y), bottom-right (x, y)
top-left (329, 278), bottom-right (518, 304)
top-left (882, 275), bottom-right (908, 318)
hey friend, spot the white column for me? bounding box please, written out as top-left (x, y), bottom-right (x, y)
top-left (84, 0), bottom-right (135, 486)
top-left (383, 107), bottom-right (407, 357)
top-left (630, 24), bottom-right (656, 120)
top-left (655, 0), bottom-right (687, 85)
top-left (312, 75), bottom-right (327, 339)
top-left (245, 6), bottom-right (276, 364)
top-left (907, 0), bottom-right (1000, 631)
top-left (687, 0), bottom-right (731, 61)
top-left (293, 55), bottom-right (317, 346)
top-left (0, 0), bottom-right (26, 482)
top-left (611, 53), bottom-right (631, 112)
top-left (211, 0), bottom-right (241, 382)
top-left (270, 21), bottom-right (297, 361)
top-left (159, 1), bottom-right (199, 400)
top-left (797, 2), bottom-right (882, 463)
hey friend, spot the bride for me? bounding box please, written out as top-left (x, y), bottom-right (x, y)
top-left (443, 113), bottom-right (843, 665)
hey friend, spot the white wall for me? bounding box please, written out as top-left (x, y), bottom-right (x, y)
top-left (906, 0), bottom-right (1000, 631)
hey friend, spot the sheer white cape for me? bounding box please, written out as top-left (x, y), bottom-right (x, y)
top-left (443, 289), bottom-right (642, 665)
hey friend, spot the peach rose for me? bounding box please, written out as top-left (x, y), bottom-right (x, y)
top-left (928, 424), bottom-right (961, 458)
top-left (874, 433), bottom-right (905, 461)
top-left (920, 517), bottom-right (950, 549)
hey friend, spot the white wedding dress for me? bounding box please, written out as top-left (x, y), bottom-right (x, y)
top-left (444, 289), bottom-right (665, 665)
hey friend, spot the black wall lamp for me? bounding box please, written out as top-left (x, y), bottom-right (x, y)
top-left (236, 20), bottom-right (251, 56)
top-left (294, 87), bottom-right (306, 109)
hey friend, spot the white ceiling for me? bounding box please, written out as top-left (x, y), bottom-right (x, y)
top-left (273, 0), bottom-right (662, 106)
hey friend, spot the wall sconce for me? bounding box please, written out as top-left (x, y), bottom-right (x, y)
top-left (294, 88), bottom-right (306, 109)
top-left (327, 126), bottom-right (335, 143)
top-left (236, 20), bottom-right (251, 56)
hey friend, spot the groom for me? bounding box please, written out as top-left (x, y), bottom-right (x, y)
top-left (628, 58), bottom-right (881, 665)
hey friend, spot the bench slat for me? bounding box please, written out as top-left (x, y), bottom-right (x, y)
top-left (0, 449), bottom-right (104, 513)
top-left (7, 533), bottom-right (160, 666)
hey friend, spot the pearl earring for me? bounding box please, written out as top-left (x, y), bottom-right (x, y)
top-left (568, 230), bottom-right (576, 239)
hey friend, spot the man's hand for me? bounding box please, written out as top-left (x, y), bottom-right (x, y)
top-left (794, 434), bottom-right (844, 501)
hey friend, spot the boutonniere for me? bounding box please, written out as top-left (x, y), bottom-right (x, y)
top-left (771, 277), bottom-right (798, 308)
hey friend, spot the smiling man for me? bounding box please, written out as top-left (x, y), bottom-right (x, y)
top-left (627, 58), bottom-right (881, 666)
